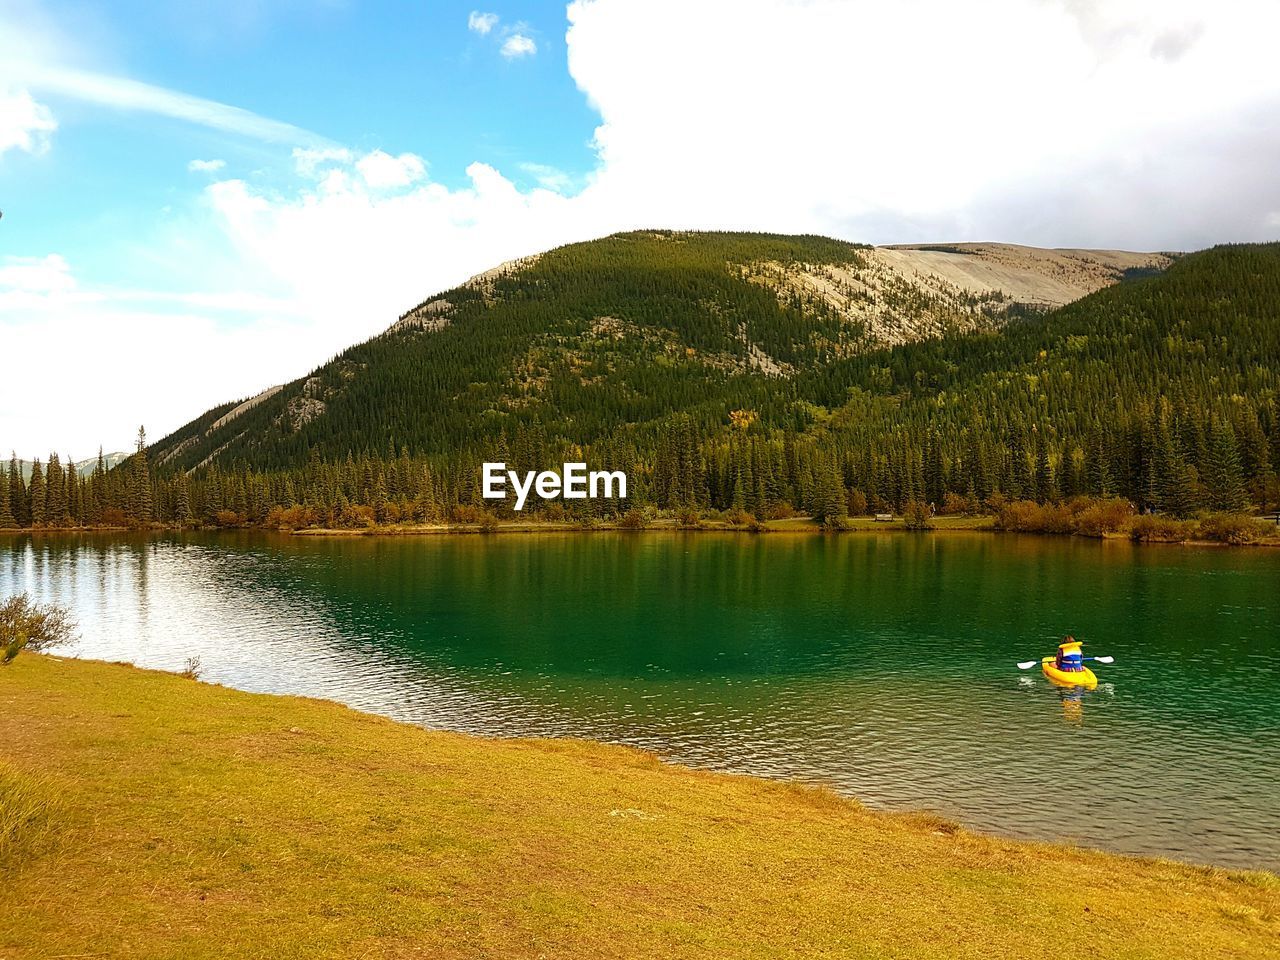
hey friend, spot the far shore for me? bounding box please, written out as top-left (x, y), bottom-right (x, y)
top-left (3, 512), bottom-right (1279, 547)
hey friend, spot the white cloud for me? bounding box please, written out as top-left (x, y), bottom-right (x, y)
top-left (0, 254), bottom-right (314, 456)
top-left (0, 87), bottom-right (57, 156)
top-left (6, 0), bottom-right (1280, 454)
top-left (500, 34), bottom-right (536, 59)
top-left (558, 0), bottom-right (1280, 248)
top-left (468, 11), bottom-right (499, 35)
top-left (292, 146), bottom-right (353, 177)
top-left (187, 157), bottom-right (226, 173)
top-left (0, 254), bottom-right (76, 298)
top-left (356, 150), bottom-right (427, 189)
top-left (18, 64), bottom-right (328, 145)
top-left (518, 162), bottom-right (574, 193)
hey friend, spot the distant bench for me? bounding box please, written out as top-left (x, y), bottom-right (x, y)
top-left (874, 514), bottom-right (894, 522)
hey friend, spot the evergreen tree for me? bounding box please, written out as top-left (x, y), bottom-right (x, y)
top-left (0, 472), bottom-right (15, 527)
top-left (66, 455), bottom-right (82, 524)
top-left (6, 455), bottom-right (25, 527)
top-left (812, 456), bottom-right (847, 523)
top-left (28, 459), bottom-right (46, 527)
top-left (175, 472), bottom-right (193, 525)
top-left (1203, 419), bottom-right (1248, 511)
top-left (133, 427), bottom-right (153, 523)
top-left (45, 453), bottom-right (67, 524)
top-left (1034, 437), bottom-right (1056, 502)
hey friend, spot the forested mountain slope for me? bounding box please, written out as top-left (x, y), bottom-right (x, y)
top-left (9, 235), bottom-right (1279, 530)
top-left (149, 231), bottom-right (1167, 474)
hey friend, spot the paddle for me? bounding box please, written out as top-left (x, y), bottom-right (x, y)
top-left (1016, 655), bottom-right (1114, 669)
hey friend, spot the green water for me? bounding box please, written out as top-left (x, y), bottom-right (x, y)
top-left (3, 531), bottom-right (1278, 869)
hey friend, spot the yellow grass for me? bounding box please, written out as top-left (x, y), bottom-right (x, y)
top-left (1, 654), bottom-right (1276, 959)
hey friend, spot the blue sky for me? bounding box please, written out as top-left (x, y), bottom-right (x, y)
top-left (4, 1), bottom-right (598, 292)
top-left (2, 0), bottom-right (1278, 455)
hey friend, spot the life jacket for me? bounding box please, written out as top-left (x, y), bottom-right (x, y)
top-left (1056, 641), bottom-right (1085, 672)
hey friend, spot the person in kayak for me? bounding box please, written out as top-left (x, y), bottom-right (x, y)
top-left (1055, 636), bottom-right (1085, 673)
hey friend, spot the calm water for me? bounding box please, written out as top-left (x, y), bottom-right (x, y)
top-left (3, 531), bottom-right (1278, 870)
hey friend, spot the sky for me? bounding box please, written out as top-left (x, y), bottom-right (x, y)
top-left (2, 0), bottom-right (1279, 457)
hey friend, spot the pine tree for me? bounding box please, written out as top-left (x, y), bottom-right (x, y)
top-left (0, 473), bottom-right (15, 527)
top-left (133, 427), bottom-right (153, 523)
top-left (45, 453), bottom-right (67, 525)
top-left (1153, 418), bottom-right (1198, 516)
top-left (812, 456), bottom-right (847, 523)
top-left (66, 455), bottom-right (82, 524)
top-left (1203, 418), bottom-right (1248, 512)
top-left (6, 455), bottom-right (24, 527)
top-left (28, 459), bottom-right (46, 527)
top-left (1034, 438), bottom-right (1056, 502)
top-left (1087, 433), bottom-right (1114, 497)
top-left (175, 472), bottom-right (193, 525)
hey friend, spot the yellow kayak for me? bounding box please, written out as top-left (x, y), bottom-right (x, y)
top-left (1042, 657), bottom-right (1097, 689)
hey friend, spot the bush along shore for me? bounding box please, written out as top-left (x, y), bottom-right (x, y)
top-left (3, 496), bottom-right (1277, 547)
top-left (2, 653), bottom-right (1277, 959)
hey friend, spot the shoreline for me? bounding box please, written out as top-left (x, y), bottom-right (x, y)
top-left (32, 653), bottom-right (1275, 872)
top-left (2, 653), bottom-right (1276, 958)
top-left (3, 513), bottom-right (1279, 547)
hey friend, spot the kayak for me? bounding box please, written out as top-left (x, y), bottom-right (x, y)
top-left (1042, 657), bottom-right (1097, 689)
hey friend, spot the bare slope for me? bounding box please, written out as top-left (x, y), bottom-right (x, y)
top-left (751, 243), bottom-right (1174, 347)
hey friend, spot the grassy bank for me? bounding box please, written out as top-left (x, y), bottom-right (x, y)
top-left (2, 656), bottom-right (1276, 958)
top-left (289, 513), bottom-right (998, 536)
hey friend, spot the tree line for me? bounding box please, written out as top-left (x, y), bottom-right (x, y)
top-left (4, 240), bottom-right (1278, 531)
top-left (3, 400), bottom-right (1275, 531)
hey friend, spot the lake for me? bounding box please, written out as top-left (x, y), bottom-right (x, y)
top-left (3, 530), bottom-right (1278, 870)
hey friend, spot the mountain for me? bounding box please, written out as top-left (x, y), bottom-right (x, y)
top-left (150, 231), bottom-right (1172, 473)
top-left (12, 452), bottom-right (130, 483)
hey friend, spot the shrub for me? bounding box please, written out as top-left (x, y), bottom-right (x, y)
top-left (846, 489), bottom-right (869, 516)
top-left (337, 504), bottom-right (376, 528)
top-left (764, 501), bottom-right (796, 520)
top-left (1, 594), bottom-right (77, 665)
top-left (940, 492), bottom-right (973, 516)
top-left (995, 500), bottom-right (1081, 535)
top-left (476, 513), bottom-right (501, 534)
top-left (214, 510), bottom-right (244, 528)
top-left (993, 499), bottom-right (1126, 537)
top-left (180, 656), bottom-right (203, 680)
top-left (618, 508), bottom-right (649, 529)
top-left (1197, 513), bottom-right (1270, 545)
top-left (822, 514), bottom-right (850, 531)
top-left (724, 508), bottom-right (755, 527)
top-left (1070, 498), bottom-right (1134, 537)
top-left (903, 500), bottom-right (934, 530)
top-left (676, 509), bottom-right (702, 528)
top-left (1129, 515), bottom-right (1196, 542)
top-left (265, 505), bottom-right (318, 530)
top-left (542, 502), bottom-right (567, 523)
top-left (450, 504), bottom-right (488, 525)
